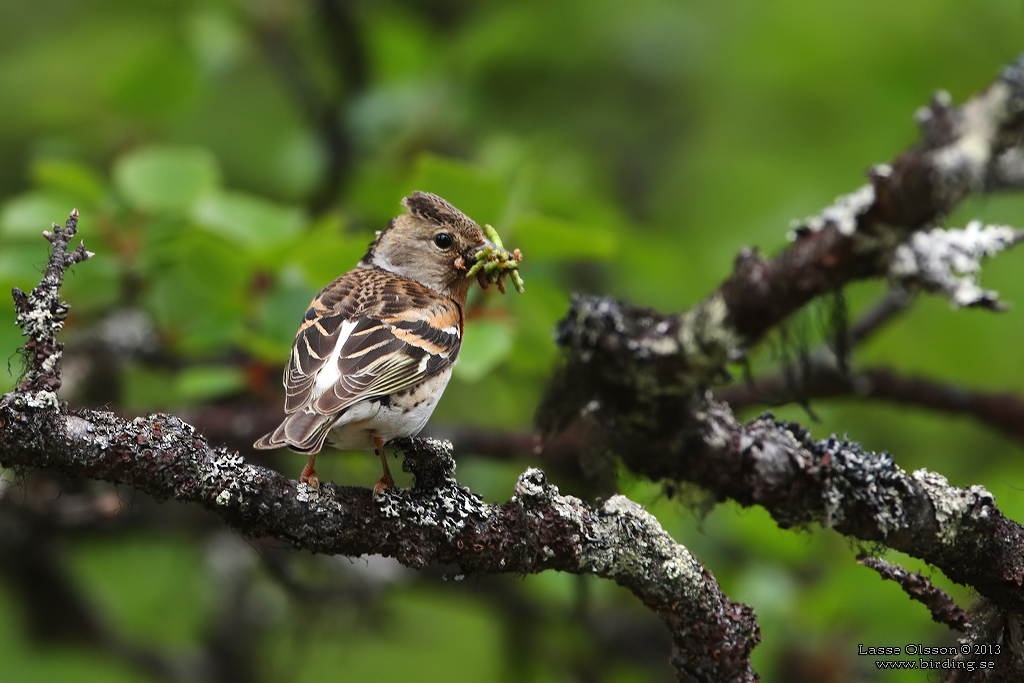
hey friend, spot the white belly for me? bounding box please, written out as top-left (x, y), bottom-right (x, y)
top-left (324, 368), bottom-right (452, 450)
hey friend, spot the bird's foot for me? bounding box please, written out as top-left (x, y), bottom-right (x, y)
top-left (372, 473), bottom-right (395, 497)
top-left (300, 457), bottom-right (319, 489)
top-left (372, 434), bottom-right (395, 497)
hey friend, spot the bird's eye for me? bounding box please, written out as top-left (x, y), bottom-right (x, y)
top-left (433, 232), bottom-right (453, 250)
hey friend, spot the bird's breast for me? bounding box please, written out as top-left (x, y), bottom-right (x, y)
top-left (325, 367), bottom-right (454, 448)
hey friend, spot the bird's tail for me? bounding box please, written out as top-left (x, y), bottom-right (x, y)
top-left (253, 412), bottom-right (335, 453)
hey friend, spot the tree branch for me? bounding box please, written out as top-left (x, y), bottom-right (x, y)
top-left (717, 364), bottom-right (1024, 446)
top-left (250, 0), bottom-right (367, 213)
top-left (1, 212), bottom-right (759, 682)
top-left (0, 406), bottom-right (759, 681)
top-left (847, 288), bottom-right (914, 347)
top-left (537, 58), bottom-right (1024, 658)
top-left (11, 209), bottom-right (92, 393)
top-left (548, 56), bottom-right (1024, 405)
top-left (858, 556), bottom-right (970, 632)
top-left (542, 291), bottom-right (1024, 614)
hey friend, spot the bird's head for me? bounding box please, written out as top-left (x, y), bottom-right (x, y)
top-left (359, 191), bottom-right (521, 303)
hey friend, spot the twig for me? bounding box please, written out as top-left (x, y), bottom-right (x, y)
top-left (716, 365), bottom-right (1024, 446)
top-left (12, 209), bottom-right (92, 392)
top-left (848, 288), bottom-right (914, 347)
top-left (550, 57), bottom-right (1024, 408)
top-left (858, 556), bottom-right (970, 632)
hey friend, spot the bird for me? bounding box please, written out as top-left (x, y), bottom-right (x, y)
top-left (254, 191), bottom-right (517, 495)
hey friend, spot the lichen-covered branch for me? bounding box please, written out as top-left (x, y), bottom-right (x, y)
top-left (858, 556), bottom-right (970, 632)
top-left (0, 405), bottom-right (759, 682)
top-left (11, 209), bottom-right (92, 393)
top-left (553, 55), bottom-right (1024, 399)
top-left (538, 55), bottom-right (1024, 630)
top-left (887, 221), bottom-right (1023, 308)
top-left (540, 294), bottom-right (1024, 616)
top-left (1, 212), bottom-right (759, 683)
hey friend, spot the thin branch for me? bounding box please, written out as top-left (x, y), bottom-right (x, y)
top-left (12, 209), bottom-right (92, 392)
top-left (315, 0), bottom-right (368, 93)
top-left (848, 288), bottom-right (914, 347)
top-left (887, 222), bottom-right (1024, 308)
top-left (858, 556), bottom-right (970, 632)
top-left (716, 364), bottom-right (1024, 446)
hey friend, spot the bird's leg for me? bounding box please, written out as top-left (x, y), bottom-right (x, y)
top-left (372, 434), bottom-right (394, 496)
top-left (299, 453), bottom-right (319, 489)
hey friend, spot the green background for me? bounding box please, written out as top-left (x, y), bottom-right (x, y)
top-left (2, 1), bottom-right (1024, 681)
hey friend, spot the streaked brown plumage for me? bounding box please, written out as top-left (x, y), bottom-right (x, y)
top-left (254, 191), bottom-right (499, 494)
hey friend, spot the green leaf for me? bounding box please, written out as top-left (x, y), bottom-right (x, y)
top-left (500, 277), bottom-right (562, 376)
top-left (272, 129), bottom-right (326, 199)
top-left (0, 244), bottom-right (49, 292)
top-left (453, 319), bottom-right (515, 382)
top-left (347, 160), bottom-right (408, 227)
top-left (123, 365), bottom-right (245, 408)
top-left (185, 8), bottom-right (248, 76)
top-left (114, 146), bottom-right (220, 213)
top-left (61, 251), bottom-right (121, 315)
top-left (510, 213), bottom-right (616, 261)
top-left (71, 536), bottom-right (211, 644)
top-left (192, 191), bottom-right (303, 249)
top-left (30, 158), bottom-right (107, 205)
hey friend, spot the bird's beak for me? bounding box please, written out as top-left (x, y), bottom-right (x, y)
top-left (462, 224), bottom-right (525, 293)
top-left (468, 236), bottom-right (499, 262)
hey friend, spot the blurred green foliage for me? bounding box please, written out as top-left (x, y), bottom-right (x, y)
top-left (2, 1), bottom-right (1024, 681)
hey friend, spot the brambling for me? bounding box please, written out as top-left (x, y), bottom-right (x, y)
top-left (254, 191), bottom-right (522, 495)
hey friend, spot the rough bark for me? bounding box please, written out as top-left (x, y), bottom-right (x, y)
top-left (537, 55), bottom-right (1024, 681)
top-left (0, 212), bottom-right (759, 682)
top-left (541, 301), bottom-right (1024, 611)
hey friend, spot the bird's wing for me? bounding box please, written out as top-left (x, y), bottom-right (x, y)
top-left (255, 270), bottom-right (462, 452)
top-left (267, 269), bottom-right (461, 449)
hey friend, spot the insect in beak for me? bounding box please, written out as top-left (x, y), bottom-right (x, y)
top-left (463, 224), bottom-right (525, 294)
